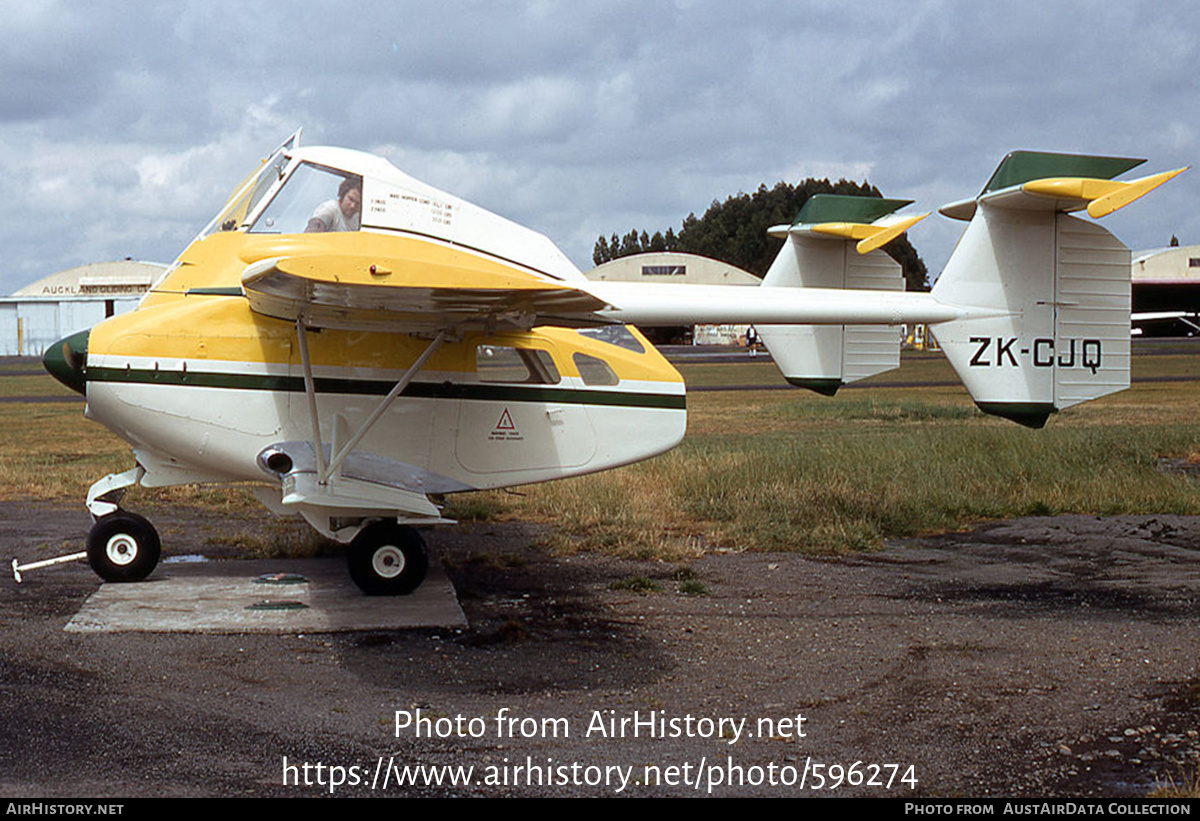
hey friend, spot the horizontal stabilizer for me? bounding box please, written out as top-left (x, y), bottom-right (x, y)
top-left (793, 194), bottom-right (915, 225)
top-left (1025, 167), bottom-right (1188, 218)
top-left (982, 151), bottom-right (1146, 194)
top-left (769, 195), bottom-right (926, 254)
top-left (939, 151), bottom-right (1170, 221)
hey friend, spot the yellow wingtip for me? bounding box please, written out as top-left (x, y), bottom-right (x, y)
top-left (855, 212), bottom-right (929, 255)
top-left (1087, 166), bottom-right (1188, 219)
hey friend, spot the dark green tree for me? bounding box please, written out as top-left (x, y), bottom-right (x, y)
top-left (595, 178), bottom-right (929, 291)
top-left (664, 227), bottom-right (679, 251)
top-left (593, 234), bottom-right (611, 266)
top-left (619, 229), bottom-right (641, 257)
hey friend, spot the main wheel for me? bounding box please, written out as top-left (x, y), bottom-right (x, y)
top-left (86, 512), bottom-right (161, 582)
top-left (347, 522), bottom-right (428, 595)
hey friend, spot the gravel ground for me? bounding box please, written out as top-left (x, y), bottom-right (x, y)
top-left (1, 502), bottom-right (1199, 797)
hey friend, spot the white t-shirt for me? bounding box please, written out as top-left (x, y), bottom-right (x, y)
top-left (310, 199), bottom-right (360, 232)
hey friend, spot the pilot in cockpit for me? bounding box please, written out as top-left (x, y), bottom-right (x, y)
top-left (306, 176), bottom-right (362, 232)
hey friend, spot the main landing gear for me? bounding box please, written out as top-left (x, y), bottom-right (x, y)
top-left (78, 511), bottom-right (428, 594)
top-left (347, 521), bottom-right (429, 595)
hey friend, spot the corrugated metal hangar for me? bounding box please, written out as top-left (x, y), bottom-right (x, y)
top-left (586, 252), bottom-right (759, 344)
top-left (1, 261), bottom-right (164, 356)
top-left (1132, 244), bottom-right (1200, 335)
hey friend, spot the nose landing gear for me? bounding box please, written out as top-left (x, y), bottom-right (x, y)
top-left (83, 466), bottom-right (163, 582)
top-left (86, 511), bottom-right (161, 582)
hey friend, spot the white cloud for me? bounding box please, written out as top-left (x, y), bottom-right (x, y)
top-left (0, 0), bottom-right (1197, 291)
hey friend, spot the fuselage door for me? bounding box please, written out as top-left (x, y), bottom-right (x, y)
top-left (454, 338), bottom-right (597, 477)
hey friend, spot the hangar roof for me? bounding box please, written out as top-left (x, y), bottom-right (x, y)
top-left (1132, 245), bottom-right (1200, 285)
top-left (14, 260), bottom-right (167, 298)
top-left (586, 252), bottom-right (759, 285)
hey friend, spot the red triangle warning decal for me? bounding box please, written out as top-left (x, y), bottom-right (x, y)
top-left (495, 408), bottom-right (516, 430)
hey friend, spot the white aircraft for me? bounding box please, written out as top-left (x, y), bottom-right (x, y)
top-left (41, 132), bottom-right (1183, 594)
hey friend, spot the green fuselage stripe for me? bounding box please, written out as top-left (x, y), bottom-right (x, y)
top-left (84, 366), bottom-right (686, 410)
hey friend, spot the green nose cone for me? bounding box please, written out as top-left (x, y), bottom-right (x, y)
top-left (43, 329), bottom-right (90, 395)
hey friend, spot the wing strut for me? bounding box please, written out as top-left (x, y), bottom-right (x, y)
top-left (294, 319), bottom-right (449, 486)
top-left (295, 319), bottom-right (328, 481)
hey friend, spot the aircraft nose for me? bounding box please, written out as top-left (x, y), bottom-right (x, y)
top-left (43, 329), bottom-right (90, 395)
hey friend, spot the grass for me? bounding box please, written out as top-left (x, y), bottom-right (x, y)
top-left (506, 422), bottom-right (1200, 555)
top-left (0, 374), bottom-right (80, 398)
top-left (212, 517), bottom-right (335, 559)
top-left (6, 345), bottom-right (1200, 558)
top-left (770, 395), bottom-right (976, 422)
top-left (0, 403), bottom-right (132, 501)
top-left (607, 575), bottom-right (663, 593)
top-left (1150, 771), bottom-right (1200, 798)
top-left (457, 348), bottom-right (1200, 556)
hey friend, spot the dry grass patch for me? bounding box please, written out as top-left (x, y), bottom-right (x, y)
top-left (516, 458), bottom-right (714, 561)
top-left (1149, 770), bottom-right (1200, 798)
top-left (212, 517), bottom-right (335, 559)
top-left (476, 418), bottom-right (1200, 557)
top-left (0, 404), bottom-right (131, 500)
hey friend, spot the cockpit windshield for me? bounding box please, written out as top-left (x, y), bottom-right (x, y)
top-left (248, 163), bottom-right (362, 234)
top-left (197, 137), bottom-right (295, 239)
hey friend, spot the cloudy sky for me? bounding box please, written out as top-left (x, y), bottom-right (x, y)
top-left (2, 0), bottom-right (1197, 294)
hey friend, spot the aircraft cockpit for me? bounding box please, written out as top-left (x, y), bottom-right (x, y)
top-left (250, 163), bottom-right (362, 235)
top-left (185, 135), bottom-right (587, 287)
top-left (199, 140), bottom-right (294, 238)
top-left (199, 142), bottom-right (362, 238)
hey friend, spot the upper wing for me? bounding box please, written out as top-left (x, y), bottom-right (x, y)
top-left (242, 252), bottom-right (608, 331)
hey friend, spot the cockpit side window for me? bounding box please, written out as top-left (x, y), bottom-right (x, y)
top-left (573, 353), bottom-right (619, 386)
top-left (476, 346), bottom-right (561, 384)
top-left (248, 163), bottom-right (363, 234)
top-left (576, 325), bottom-right (646, 353)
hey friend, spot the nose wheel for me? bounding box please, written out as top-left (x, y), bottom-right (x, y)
top-left (347, 521), bottom-right (428, 595)
top-left (86, 512), bottom-right (161, 582)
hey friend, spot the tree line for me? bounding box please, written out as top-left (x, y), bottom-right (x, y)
top-left (593, 178), bottom-right (928, 291)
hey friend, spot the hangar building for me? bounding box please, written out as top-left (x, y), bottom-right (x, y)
top-left (2, 261), bottom-right (165, 356)
top-left (585, 252), bottom-right (760, 344)
top-left (1132, 244), bottom-right (1200, 335)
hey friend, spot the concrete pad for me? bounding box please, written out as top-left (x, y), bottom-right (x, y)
top-left (64, 558), bottom-right (467, 633)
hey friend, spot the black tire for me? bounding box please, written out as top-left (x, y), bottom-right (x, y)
top-left (86, 512), bottom-right (161, 582)
top-left (347, 522), bottom-right (428, 595)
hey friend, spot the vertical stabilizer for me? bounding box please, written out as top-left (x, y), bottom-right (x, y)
top-left (759, 195), bottom-right (918, 394)
top-left (931, 160), bottom-right (1138, 427)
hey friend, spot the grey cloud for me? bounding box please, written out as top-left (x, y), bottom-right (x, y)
top-left (1, 0), bottom-right (1198, 292)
